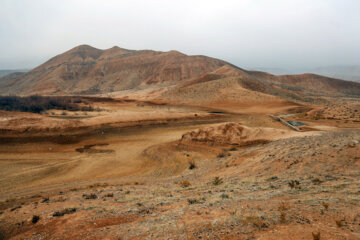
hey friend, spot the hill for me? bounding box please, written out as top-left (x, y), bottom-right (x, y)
top-left (158, 64), bottom-right (360, 110)
top-left (308, 65), bottom-right (360, 82)
top-left (1, 45), bottom-right (359, 103)
top-left (0, 69), bottom-right (28, 78)
top-left (0, 45), bottom-right (226, 95)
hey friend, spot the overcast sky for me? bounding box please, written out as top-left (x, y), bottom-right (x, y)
top-left (1, 0), bottom-right (359, 70)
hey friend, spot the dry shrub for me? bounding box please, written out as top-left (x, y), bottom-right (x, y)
top-left (187, 199), bottom-right (199, 204)
top-left (322, 202), bottom-right (329, 210)
top-left (212, 176), bottom-right (223, 186)
top-left (241, 216), bottom-right (268, 229)
top-left (179, 180), bottom-right (191, 188)
top-left (53, 208), bottom-right (77, 217)
top-left (31, 215), bottom-right (40, 224)
top-left (278, 202), bottom-right (290, 224)
top-left (312, 178), bottom-right (323, 185)
top-left (88, 183), bottom-right (109, 189)
top-left (188, 160), bottom-right (196, 170)
top-left (220, 193), bottom-right (229, 199)
top-left (312, 231), bottom-right (321, 240)
top-left (279, 211), bottom-right (287, 223)
top-left (288, 180), bottom-right (301, 189)
top-left (82, 193), bottom-right (98, 200)
top-left (278, 202), bottom-right (290, 211)
top-left (335, 219), bottom-right (343, 228)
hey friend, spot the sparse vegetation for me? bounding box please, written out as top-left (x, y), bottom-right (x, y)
top-left (335, 219), bottom-right (343, 228)
top-left (279, 210), bottom-right (286, 223)
top-left (1, 84), bottom-right (359, 239)
top-left (220, 193), bottom-right (229, 199)
top-left (288, 180), bottom-right (301, 189)
top-left (241, 215), bottom-right (268, 229)
top-left (53, 208), bottom-right (77, 217)
top-left (0, 95), bottom-right (94, 113)
top-left (187, 198), bottom-right (199, 204)
top-left (10, 206), bottom-right (21, 212)
top-left (31, 215), bottom-right (40, 224)
top-left (278, 202), bottom-right (290, 223)
top-left (83, 193), bottom-right (98, 199)
top-left (212, 176), bottom-right (223, 186)
top-left (88, 183), bottom-right (109, 189)
top-left (179, 180), bottom-right (191, 188)
top-left (188, 160), bottom-right (196, 170)
top-left (312, 178), bottom-right (323, 185)
top-left (312, 231), bottom-right (321, 240)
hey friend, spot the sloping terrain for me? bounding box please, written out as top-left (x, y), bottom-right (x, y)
top-left (157, 64), bottom-right (360, 110)
top-left (1, 45), bottom-right (360, 103)
top-left (0, 45), bottom-right (226, 95)
top-left (0, 126), bottom-right (359, 240)
top-left (247, 70), bottom-right (360, 97)
top-left (0, 70), bottom-right (28, 78)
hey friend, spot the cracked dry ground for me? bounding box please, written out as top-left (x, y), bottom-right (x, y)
top-left (0, 129), bottom-right (359, 240)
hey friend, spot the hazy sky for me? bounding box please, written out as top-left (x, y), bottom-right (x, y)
top-left (1, 0), bottom-right (360, 70)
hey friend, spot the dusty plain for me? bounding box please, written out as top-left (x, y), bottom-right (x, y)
top-left (0, 96), bottom-right (359, 240)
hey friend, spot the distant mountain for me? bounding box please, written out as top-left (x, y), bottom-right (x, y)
top-left (0, 69), bottom-right (28, 78)
top-left (0, 45), bottom-right (226, 95)
top-left (251, 66), bottom-right (360, 82)
top-left (0, 45), bottom-right (359, 101)
top-left (308, 65), bottom-right (360, 82)
top-left (248, 67), bottom-right (296, 76)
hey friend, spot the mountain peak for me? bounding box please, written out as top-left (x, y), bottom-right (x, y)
top-left (109, 46), bottom-right (120, 50)
top-left (167, 50), bottom-right (186, 56)
top-left (70, 44), bottom-right (99, 51)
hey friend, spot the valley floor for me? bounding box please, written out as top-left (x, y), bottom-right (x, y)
top-left (0, 99), bottom-right (359, 240)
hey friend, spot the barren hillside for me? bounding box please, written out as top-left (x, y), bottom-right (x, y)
top-left (1, 45), bottom-right (360, 101)
top-left (0, 45), bottom-right (226, 95)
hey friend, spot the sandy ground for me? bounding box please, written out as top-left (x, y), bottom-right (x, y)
top-left (0, 98), bottom-right (359, 239)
